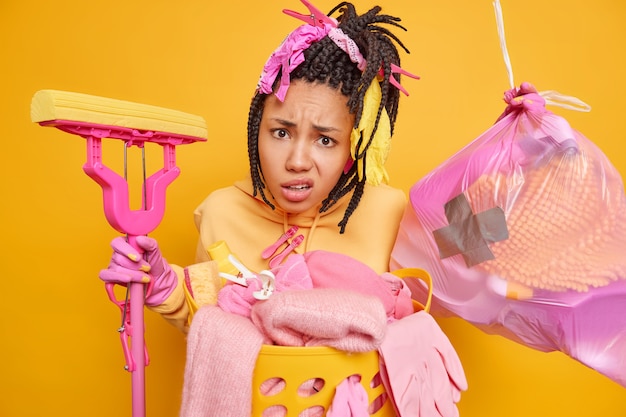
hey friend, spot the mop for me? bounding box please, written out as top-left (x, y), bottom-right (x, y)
top-left (31, 89), bottom-right (208, 417)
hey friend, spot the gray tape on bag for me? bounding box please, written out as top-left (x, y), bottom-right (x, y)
top-left (432, 193), bottom-right (509, 267)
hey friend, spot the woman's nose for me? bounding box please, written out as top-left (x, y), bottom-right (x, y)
top-left (285, 141), bottom-right (313, 172)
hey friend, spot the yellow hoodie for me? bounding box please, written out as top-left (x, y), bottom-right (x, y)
top-left (150, 177), bottom-right (406, 332)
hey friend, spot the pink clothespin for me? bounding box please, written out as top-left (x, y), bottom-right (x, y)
top-left (283, 0), bottom-right (337, 28)
top-left (379, 63), bottom-right (420, 96)
top-left (269, 234), bottom-right (305, 269)
top-left (262, 226), bottom-right (299, 259)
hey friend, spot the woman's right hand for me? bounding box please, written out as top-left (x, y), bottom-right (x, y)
top-left (99, 236), bottom-right (178, 307)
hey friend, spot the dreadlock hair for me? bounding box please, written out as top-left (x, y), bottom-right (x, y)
top-left (247, 2), bottom-right (409, 233)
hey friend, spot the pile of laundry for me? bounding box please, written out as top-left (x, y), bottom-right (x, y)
top-left (180, 250), bottom-right (467, 417)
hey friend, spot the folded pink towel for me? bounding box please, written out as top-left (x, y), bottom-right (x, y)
top-left (304, 250), bottom-right (414, 321)
top-left (251, 288), bottom-right (387, 352)
top-left (180, 305), bottom-right (266, 417)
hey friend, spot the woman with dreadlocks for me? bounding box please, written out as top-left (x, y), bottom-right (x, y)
top-left (100, 0), bottom-right (418, 332)
top-left (99, 2), bottom-right (468, 415)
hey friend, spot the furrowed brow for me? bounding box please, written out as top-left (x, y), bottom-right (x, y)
top-left (312, 123), bottom-right (340, 133)
top-left (271, 118), bottom-right (340, 133)
top-left (271, 118), bottom-right (297, 128)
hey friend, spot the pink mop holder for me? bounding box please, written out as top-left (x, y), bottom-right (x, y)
top-left (37, 118), bottom-right (206, 417)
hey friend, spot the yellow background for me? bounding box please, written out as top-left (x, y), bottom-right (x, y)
top-left (2, 0), bottom-right (625, 416)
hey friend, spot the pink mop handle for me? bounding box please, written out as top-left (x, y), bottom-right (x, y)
top-left (130, 283), bottom-right (146, 416)
top-left (126, 235), bottom-right (147, 417)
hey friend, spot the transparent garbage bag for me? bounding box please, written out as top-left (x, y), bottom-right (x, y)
top-left (391, 86), bottom-right (626, 387)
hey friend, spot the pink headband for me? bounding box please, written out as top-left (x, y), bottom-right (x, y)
top-left (257, 23), bottom-right (333, 101)
top-left (257, 0), bottom-right (417, 101)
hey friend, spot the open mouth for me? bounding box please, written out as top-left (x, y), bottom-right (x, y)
top-left (281, 181), bottom-right (313, 203)
top-left (286, 184), bottom-right (310, 190)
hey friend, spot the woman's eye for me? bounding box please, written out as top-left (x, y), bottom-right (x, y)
top-left (272, 129), bottom-right (289, 139)
top-left (318, 136), bottom-right (335, 147)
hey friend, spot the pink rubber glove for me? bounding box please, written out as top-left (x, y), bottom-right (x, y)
top-left (378, 311), bottom-right (468, 417)
top-left (99, 236), bottom-right (178, 307)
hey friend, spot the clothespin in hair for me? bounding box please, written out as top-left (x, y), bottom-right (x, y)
top-left (283, 0), bottom-right (337, 27)
top-left (378, 63), bottom-right (420, 96)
